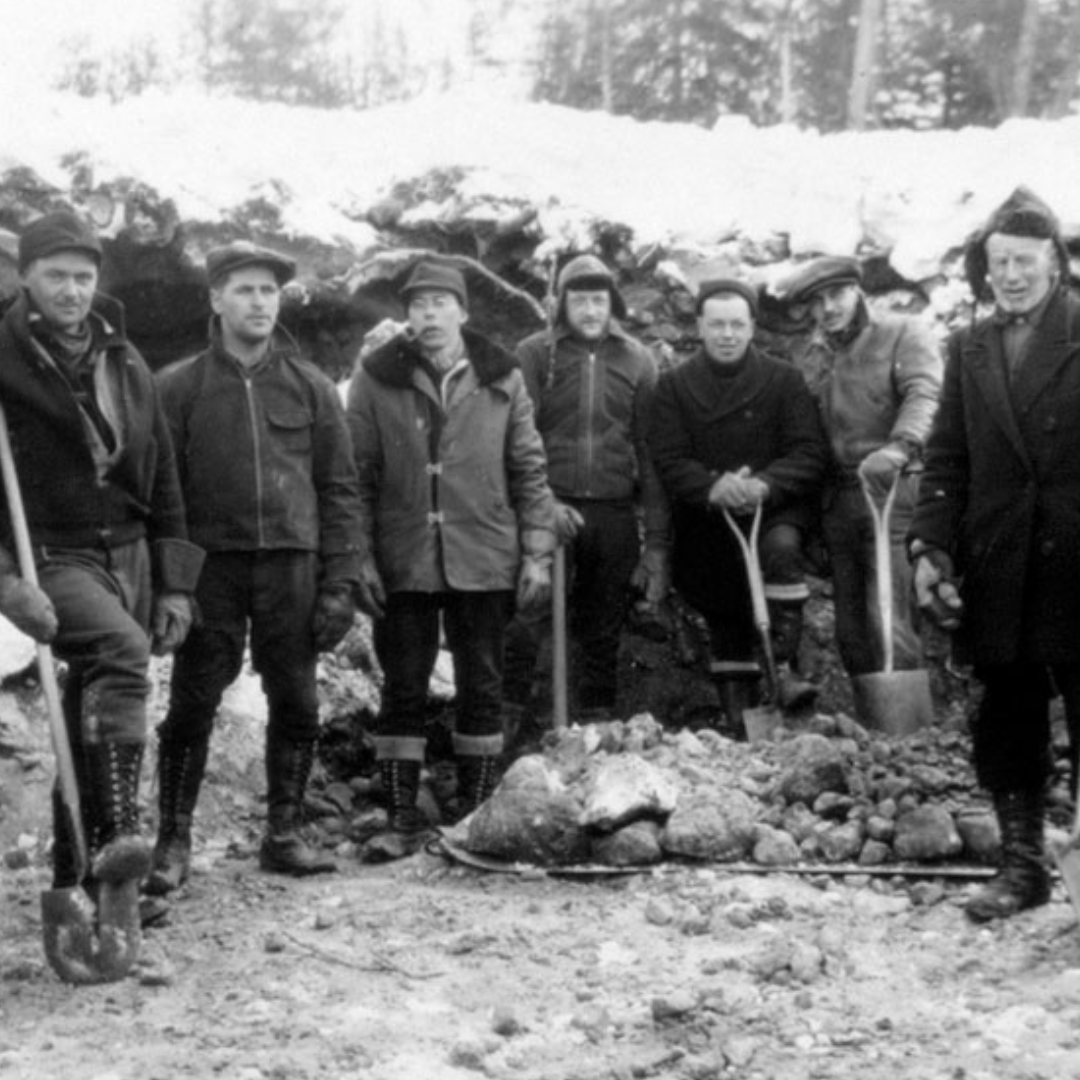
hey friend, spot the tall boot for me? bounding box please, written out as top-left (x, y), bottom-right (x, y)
top-left (259, 737), bottom-right (337, 876)
top-left (88, 742), bottom-right (153, 885)
top-left (966, 789), bottom-right (1051, 922)
top-left (768, 599), bottom-right (818, 712)
top-left (453, 755), bottom-right (501, 822)
top-left (145, 737), bottom-right (210, 896)
top-left (361, 759), bottom-right (432, 863)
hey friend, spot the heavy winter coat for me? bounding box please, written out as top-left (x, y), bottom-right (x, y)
top-left (347, 327), bottom-right (555, 593)
top-left (0, 291), bottom-right (198, 592)
top-left (648, 346), bottom-right (828, 613)
top-left (911, 287), bottom-right (1080, 664)
top-left (156, 321), bottom-right (363, 587)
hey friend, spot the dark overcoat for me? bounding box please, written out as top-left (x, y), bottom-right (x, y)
top-left (911, 287), bottom-right (1080, 665)
top-left (648, 345), bottom-right (828, 617)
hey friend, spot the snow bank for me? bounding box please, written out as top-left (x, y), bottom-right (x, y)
top-left (6, 90), bottom-right (1080, 283)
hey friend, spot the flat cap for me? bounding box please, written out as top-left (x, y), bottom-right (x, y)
top-left (401, 259), bottom-right (468, 307)
top-left (695, 278), bottom-right (759, 318)
top-left (206, 241), bottom-right (296, 287)
top-left (782, 256), bottom-right (863, 304)
top-left (19, 211), bottom-right (102, 272)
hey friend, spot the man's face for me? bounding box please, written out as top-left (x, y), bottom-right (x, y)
top-left (985, 233), bottom-right (1058, 314)
top-left (407, 289), bottom-right (466, 352)
top-left (565, 289), bottom-right (612, 342)
top-left (699, 294), bottom-right (754, 364)
top-left (22, 251), bottom-right (98, 333)
top-left (809, 282), bottom-right (861, 334)
top-left (211, 265), bottom-right (281, 344)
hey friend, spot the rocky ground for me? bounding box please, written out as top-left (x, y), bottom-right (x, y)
top-left (4, 608), bottom-right (1080, 1080)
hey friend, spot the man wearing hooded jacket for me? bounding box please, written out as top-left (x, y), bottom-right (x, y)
top-left (148, 241), bottom-right (363, 890)
top-left (910, 188), bottom-right (1080, 922)
top-left (506, 254), bottom-right (671, 733)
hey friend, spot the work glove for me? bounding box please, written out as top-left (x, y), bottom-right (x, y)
top-left (515, 556), bottom-right (552, 614)
top-left (911, 545), bottom-right (963, 631)
top-left (858, 443), bottom-right (909, 498)
top-left (630, 544), bottom-right (672, 608)
top-left (553, 501), bottom-right (585, 545)
top-left (0, 574), bottom-right (57, 643)
top-left (151, 592), bottom-right (195, 656)
top-left (313, 586), bottom-right (357, 652)
top-left (354, 555), bottom-right (387, 620)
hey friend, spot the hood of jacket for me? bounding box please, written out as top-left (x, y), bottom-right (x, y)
top-left (363, 325), bottom-right (517, 388)
top-left (555, 253), bottom-right (628, 324)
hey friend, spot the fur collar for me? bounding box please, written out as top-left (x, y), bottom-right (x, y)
top-left (363, 326), bottom-right (517, 388)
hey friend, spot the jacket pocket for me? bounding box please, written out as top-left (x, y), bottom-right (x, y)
top-left (266, 407), bottom-right (313, 454)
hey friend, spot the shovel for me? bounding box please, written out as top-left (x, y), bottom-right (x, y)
top-left (850, 472), bottom-right (934, 736)
top-left (551, 544), bottom-right (568, 731)
top-left (0, 402), bottom-right (141, 984)
top-left (722, 504), bottom-right (783, 743)
top-left (1053, 770), bottom-right (1080, 922)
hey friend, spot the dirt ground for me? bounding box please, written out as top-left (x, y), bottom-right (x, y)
top-left (5, 625), bottom-right (1080, 1080)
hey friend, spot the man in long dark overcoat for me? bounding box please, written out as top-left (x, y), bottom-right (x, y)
top-left (649, 279), bottom-right (828, 735)
top-left (910, 187), bottom-right (1080, 922)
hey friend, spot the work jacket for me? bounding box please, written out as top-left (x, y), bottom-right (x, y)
top-left (912, 287), bottom-right (1080, 665)
top-left (347, 327), bottom-right (555, 593)
top-left (156, 321), bottom-right (363, 588)
top-left (516, 321), bottom-right (669, 544)
top-left (0, 291), bottom-right (199, 592)
top-left (795, 310), bottom-right (942, 477)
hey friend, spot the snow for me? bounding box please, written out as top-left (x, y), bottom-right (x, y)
top-left (5, 90), bottom-right (1080, 284)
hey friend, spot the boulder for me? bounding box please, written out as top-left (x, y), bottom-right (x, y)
top-left (579, 753), bottom-right (678, 832)
top-left (892, 805), bottom-right (963, 861)
top-left (591, 820), bottom-right (664, 866)
top-left (775, 734), bottom-right (849, 805)
top-left (660, 788), bottom-right (758, 861)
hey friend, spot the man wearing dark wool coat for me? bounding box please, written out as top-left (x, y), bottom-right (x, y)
top-left (909, 187), bottom-right (1080, 922)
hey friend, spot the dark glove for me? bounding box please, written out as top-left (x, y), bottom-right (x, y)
top-left (151, 592), bottom-right (194, 656)
top-left (858, 443), bottom-right (908, 498)
top-left (313, 586), bottom-right (357, 652)
top-left (912, 545), bottom-right (963, 631)
top-left (0, 574), bottom-right (57, 643)
top-left (629, 544), bottom-right (671, 608)
top-left (553, 501), bottom-right (585, 544)
top-left (516, 556), bottom-right (552, 614)
top-left (354, 555), bottom-right (387, 620)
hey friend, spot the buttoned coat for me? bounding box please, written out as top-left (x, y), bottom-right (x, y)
top-left (911, 287), bottom-right (1080, 664)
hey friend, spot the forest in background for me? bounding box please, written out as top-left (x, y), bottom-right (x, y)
top-left (55, 0), bottom-right (1080, 132)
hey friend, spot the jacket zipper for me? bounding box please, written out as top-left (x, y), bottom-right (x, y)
top-left (583, 350), bottom-right (597, 496)
top-left (242, 374), bottom-right (266, 548)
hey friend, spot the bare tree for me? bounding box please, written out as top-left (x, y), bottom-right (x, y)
top-left (847, 0), bottom-right (883, 129)
top-left (1047, 0), bottom-right (1080, 117)
top-left (1008, 0), bottom-right (1041, 116)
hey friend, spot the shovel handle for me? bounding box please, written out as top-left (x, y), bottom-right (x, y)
top-left (551, 544), bottom-right (568, 730)
top-left (860, 472), bottom-right (900, 674)
top-left (0, 402), bottom-right (88, 878)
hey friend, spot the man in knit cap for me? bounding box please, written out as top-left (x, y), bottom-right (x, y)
top-left (649, 279), bottom-right (828, 735)
top-left (0, 210), bottom-right (202, 913)
top-left (505, 254), bottom-right (671, 742)
top-left (782, 255), bottom-right (942, 686)
top-left (910, 187), bottom-right (1079, 922)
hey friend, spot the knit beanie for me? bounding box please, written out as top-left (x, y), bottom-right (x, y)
top-left (19, 211), bottom-right (103, 272)
top-left (695, 278), bottom-right (760, 319)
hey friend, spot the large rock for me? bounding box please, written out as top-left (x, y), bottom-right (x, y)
top-left (892, 805), bottom-right (963, 861)
top-left (579, 754), bottom-right (678, 832)
top-left (465, 756), bottom-right (591, 865)
top-left (660, 788), bottom-right (758, 862)
top-left (775, 734), bottom-right (850, 805)
top-left (591, 820), bottom-right (664, 866)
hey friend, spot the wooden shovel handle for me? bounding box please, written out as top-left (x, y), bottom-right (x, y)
top-left (551, 544), bottom-right (568, 730)
top-left (860, 472), bottom-right (901, 674)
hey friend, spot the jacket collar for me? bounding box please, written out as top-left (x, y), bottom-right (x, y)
top-left (551, 317), bottom-right (636, 346)
top-left (8, 289), bottom-right (129, 353)
top-left (364, 325), bottom-right (517, 389)
top-left (206, 315), bottom-right (300, 369)
top-left (680, 344), bottom-right (772, 420)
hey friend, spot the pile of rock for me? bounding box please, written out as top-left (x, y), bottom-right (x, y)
top-left (459, 713), bottom-right (1001, 870)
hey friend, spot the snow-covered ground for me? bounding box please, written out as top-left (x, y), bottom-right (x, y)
top-left (4, 90), bottom-right (1080, 286)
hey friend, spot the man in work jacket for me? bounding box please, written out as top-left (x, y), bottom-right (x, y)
top-left (347, 259), bottom-right (555, 858)
top-left (148, 241), bottom-right (362, 891)
top-left (649, 279), bottom-right (828, 736)
top-left (505, 254), bottom-right (670, 738)
top-left (910, 188), bottom-right (1080, 923)
top-left (0, 211), bottom-right (202, 907)
top-left (784, 256), bottom-right (942, 680)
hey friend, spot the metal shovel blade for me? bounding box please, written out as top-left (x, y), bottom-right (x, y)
top-left (41, 881), bottom-right (141, 985)
top-left (851, 669), bottom-right (934, 736)
top-left (742, 703), bottom-right (783, 744)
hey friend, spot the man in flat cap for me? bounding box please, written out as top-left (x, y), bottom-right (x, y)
top-left (910, 187), bottom-right (1080, 922)
top-left (148, 240), bottom-right (363, 890)
top-left (649, 279), bottom-right (828, 735)
top-left (347, 258), bottom-right (555, 857)
top-left (0, 210), bottom-right (202, 914)
top-left (504, 254), bottom-right (670, 744)
top-left (782, 255), bottom-right (942, 689)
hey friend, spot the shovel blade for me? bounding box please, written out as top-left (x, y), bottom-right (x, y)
top-left (1054, 840), bottom-right (1080, 923)
top-left (851, 669), bottom-right (934, 736)
top-left (41, 881), bottom-right (142, 985)
top-left (743, 705), bottom-right (783, 744)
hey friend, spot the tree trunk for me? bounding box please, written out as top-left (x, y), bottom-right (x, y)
top-left (847, 0), bottom-right (882, 130)
top-left (1047, 0), bottom-right (1080, 118)
top-left (778, 0), bottom-right (796, 124)
top-left (1008, 0), bottom-right (1041, 117)
top-left (599, 0), bottom-right (614, 112)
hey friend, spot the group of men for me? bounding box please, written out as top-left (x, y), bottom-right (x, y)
top-left (0, 183), bottom-right (1076, 935)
